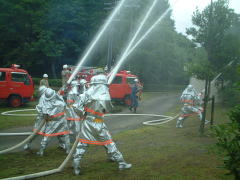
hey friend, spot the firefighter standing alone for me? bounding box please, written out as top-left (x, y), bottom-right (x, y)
top-left (129, 79), bottom-right (142, 113)
top-left (40, 74), bottom-right (49, 87)
top-left (61, 64), bottom-right (71, 86)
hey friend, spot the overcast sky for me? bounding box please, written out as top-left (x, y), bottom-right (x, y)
top-left (169, 0), bottom-right (240, 34)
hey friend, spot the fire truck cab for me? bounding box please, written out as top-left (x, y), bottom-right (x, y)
top-left (0, 64), bottom-right (34, 107)
top-left (68, 66), bottom-right (139, 105)
top-left (109, 70), bottom-right (138, 105)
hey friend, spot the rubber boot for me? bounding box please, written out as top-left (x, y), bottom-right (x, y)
top-left (58, 135), bottom-right (66, 150)
top-left (65, 143), bottom-right (71, 154)
top-left (204, 119), bottom-right (210, 125)
top-left (64, 135), bottom-right (71, 154)
top-left (73, 160), bottom-right (81, 175)
top-left (37, 146), bottom-right (45, 156)
top-left (176, 118), bottom-right (183, 128)
top-left (119, 161), bottom-right (132, 170)
top-left (129, 106), bottom-right (132, 111)
top-left (23, 143), bottom-right (31, 151)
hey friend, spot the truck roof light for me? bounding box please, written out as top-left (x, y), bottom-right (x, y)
top-left (11, 64), bottom-right (20, 68)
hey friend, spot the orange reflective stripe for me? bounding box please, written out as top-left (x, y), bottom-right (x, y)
top-left (181, 111), bottom-right (202, 117)
top-left (67, 99), bottom-right (75, 103)
top-left (84, 107), bottom-right (104, 117)
top-left (50, 112), bottom-right (65, 118)
top-left (79, 139), bottom-right (113, 145)
top-left (67, 117), bottom-right (82, 121)
top-left (33, 130), bottom-right (70, 136)
top-left (94, 118), bottom-right (104, 123)
top-left (181, 100), bottom-right (194, 103)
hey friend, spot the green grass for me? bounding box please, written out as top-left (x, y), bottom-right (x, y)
top-left (0, 104), bottom-right (234, 180)
top-left (0, 101), bottom-right (37, 130)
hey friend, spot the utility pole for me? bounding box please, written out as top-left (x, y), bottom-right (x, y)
top-left (104, 0), bottom-right (119, 72)
top-left (200, 0), bottom-right (213, 135)
top-left (104, 0), bottom-right (140, 72)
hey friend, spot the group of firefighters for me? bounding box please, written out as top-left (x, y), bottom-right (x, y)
top-left (25, 64), bottom-right (207, 175)
top-left (27, 65), bottom-right (133, 175)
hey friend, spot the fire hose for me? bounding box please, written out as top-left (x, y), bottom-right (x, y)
top-left (0, 119), bottom-right (45, 155)
top-left (0, 111), bottom-right (178, 179)
top-left (1, 133), bottom-right (80, 180)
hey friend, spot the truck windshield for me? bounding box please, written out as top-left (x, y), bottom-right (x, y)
top-left (11, 72), bottom-right (30, 85)
top-left (0, 71), bottom-right (6, 81)
top-left (127, 77), bottom-right (136, 85)
top-left (112, 76), bottom-right (122, 84)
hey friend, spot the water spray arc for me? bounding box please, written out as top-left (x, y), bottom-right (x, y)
top-left (108, 1), bottom-right (179, 84)
top-left (107, 0), bottom-right (158, 83)
top-left (67, 0), bottom-right (127, 84)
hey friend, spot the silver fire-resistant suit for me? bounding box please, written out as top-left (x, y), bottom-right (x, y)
top-left (66, 80), bottom-right (81, 134)
top-left (79, 78), bottom-right (88, 94)
top-left (25, 87), bottom-right (71, 156)
top-left (176, 85), bottom-right (208, 128)
top-left (72, 74), bottom-right (132, 175)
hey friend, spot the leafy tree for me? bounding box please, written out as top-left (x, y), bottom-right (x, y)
top-left (187, 0), bottom-right (237, 72)
top-left (214, 85), bottom-right (240, 179)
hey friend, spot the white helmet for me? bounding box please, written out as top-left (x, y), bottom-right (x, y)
top-left (134, 79), bottom-right (139, 82)
top-left (187, 84), bottom-right (193, 90)
top-left (63, 64), bottom-right (68, 69)
top-left (45, 88), bottom-right (56, 100)
top-left (90, 74), bottom-right (107, 84)
top-left (43, 74), bottom-right (48, 78)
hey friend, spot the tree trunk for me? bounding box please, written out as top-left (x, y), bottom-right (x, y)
top-left (51, 60), bottom-right (57, 79)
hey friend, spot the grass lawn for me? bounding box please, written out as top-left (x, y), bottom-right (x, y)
top-left (0, 103), bottom-right (234, 180)
top-left (0, 101), bottom-right (37, 130)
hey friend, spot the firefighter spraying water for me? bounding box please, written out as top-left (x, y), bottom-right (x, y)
top-left (176, 85), bottom-right (209, 128)
top-left (72, 73), bottom-right (132, 175)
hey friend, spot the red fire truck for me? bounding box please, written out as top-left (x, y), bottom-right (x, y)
top-left (109, 70), bottom-right (138, 105)
top-left (0, 64), bottom-right (34, 107)
top-left (68, 66), bottom-right (140, 105)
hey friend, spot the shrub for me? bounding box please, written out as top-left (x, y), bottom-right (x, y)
top-left (218, 87), bottom-right (240, 107)
top-left (213, 105), bottom-right (240, 180)
top-left (32, 78), bottom-right (62, 88)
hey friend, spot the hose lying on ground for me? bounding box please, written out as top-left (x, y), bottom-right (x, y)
top-left (0, 120), bottom-right (45, 154)
top-left (2, 133), bottom-right (80, 180)
top-left (142, 114), bottom-right (180, 126)
top-left (0, 132), bottom-right (32, 136)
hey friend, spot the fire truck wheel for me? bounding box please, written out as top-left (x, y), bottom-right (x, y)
top-left (8, 95), bottom-right (22, 108)
top-left (124, 95), bottom-right (132, 106)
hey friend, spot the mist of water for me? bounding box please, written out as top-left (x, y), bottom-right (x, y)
top-left (107, 0), bottom-right (158, 82)
top-left (108, 3), bottom-right (174, 84)
top-left (67, 0), bottom-right (127, 84)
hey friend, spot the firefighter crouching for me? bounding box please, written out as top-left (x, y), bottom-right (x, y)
top-left (176, 84), bottom-right (209, 128)
top-left (24, 86), bottom-right (71, 156)
top-left (72, 73), bottom-right (132, 175)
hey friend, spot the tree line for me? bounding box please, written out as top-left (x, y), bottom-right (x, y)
top-left (0, 0), bottom-right (239, 88)
top-left (0, 0), bottom-right (194, 85)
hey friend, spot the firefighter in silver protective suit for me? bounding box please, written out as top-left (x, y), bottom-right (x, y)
top-left (24, 86), bottom-right (71, 156)
top-left (176, 85), bottom-right (209, 128)
top-left (66, 80), bottom-right (82, 134)
top-left (72, 73), bottom-right (132, 175)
